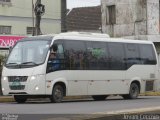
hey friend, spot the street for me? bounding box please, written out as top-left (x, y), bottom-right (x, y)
top-left (0, 96), bottom-right (160, 120)
top-left (0, 96), bottom-right (160, 114)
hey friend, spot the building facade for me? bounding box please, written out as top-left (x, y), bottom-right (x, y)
top-left (102, 0), bottom-right (159, 39)
top-left (102, 0), bottom-right (160, 57)
top-left (0, 0), bottom-right (65, 35)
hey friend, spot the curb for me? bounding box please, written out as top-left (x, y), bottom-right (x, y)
top-left (0, 96), bottom-right (14, 102)
top-left (0, 92), bottom-right (160, 103)
top-left (0, 96), bottom-right (91, 103)
top-left (140, 92), bottom-right (160, 96)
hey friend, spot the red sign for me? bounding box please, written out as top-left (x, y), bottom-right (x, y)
top-left (0, 36), bottom-right (25, 48)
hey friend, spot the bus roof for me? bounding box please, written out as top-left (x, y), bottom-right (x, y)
top-left (54, 32), bottom-right (153, 44)
top-left (21, 32), bottom-right (153, 45)
top-left (57, 32), bottom-right (110, 38)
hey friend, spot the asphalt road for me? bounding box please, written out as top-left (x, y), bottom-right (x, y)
top-left (0, 96), bottom-right (160, 120)
top-left (0, 96), bottom-right (160, 114)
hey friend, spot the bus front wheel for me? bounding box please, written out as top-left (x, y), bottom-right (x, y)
top-left (92, 95), bottom-right (107, 101)
top-left (123, 83), bottom-right (139, 99)
top-left (14, 95), bottom-right (27, 103)
top-left (50, 84), bottom-right (64, 103)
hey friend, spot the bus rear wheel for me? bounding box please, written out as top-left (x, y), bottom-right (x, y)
top-left (50, 84), bottom-right (64, 103)
top-left (14, 95), bottom-right (27, 103)
top-left (123, 83), bottom-right (139, 99)
top-left (92, 95), bottom-right (107, 101)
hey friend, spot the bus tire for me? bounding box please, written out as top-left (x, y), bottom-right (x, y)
top-left (50, 84), bottom-right (64, 103)
top-left (14, 95), bottom-right (27, 103)
top-left (92, 95), bottom-right (107, 101)
top-left (123, 83), bottom-right (139, 99)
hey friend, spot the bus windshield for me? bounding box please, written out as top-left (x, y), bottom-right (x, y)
top-left (6, 40), bottom-right (51, 68)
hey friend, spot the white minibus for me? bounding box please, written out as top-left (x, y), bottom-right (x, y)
top-left (1, 32), bottom-right (158, 103)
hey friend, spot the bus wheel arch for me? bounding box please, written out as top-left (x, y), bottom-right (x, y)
top-left (50, 82), bottom-right (66, 103)
top-left (54, 82), bottom-right (66, 96)
top-left (123, 80), bottom-right (141, 99)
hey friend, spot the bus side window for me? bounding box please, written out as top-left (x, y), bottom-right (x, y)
top-left (108, 42), bottom-right (126, 70)
top-left (57, 44), bottom-right (65, 59)
top-left (47, 42), bottom-right (65, 73)
top-left (139, 44), bottom-right (157, 65)
top-left (125, 43), bottom-right (141, 69)
top-left (64, 40), bottom-right (86, 70)
top-left (86, 42), bottom-right (109, 70)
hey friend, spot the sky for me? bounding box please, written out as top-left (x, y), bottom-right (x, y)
top-left (67, 0), bottom-right (101, 9)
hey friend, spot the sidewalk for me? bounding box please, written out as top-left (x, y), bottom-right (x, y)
top-left (0, 96), bottom-right (14, 102)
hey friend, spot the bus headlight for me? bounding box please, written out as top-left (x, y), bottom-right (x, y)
top-left (35, 86), bottom-right (39, 91)
top-left (3, 77), bottom-right (7, 81)
top-left (31, 76), bottom-right (36, 80)
top-left (2, 88), bottom-right (5, 91)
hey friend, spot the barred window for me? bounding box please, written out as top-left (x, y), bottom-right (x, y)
top-left (0, 0), bottom-right (11, 2)
top-left (0, 26), bottom-right (11, 34)
top-left (27, 27), bottom-right (35, 35)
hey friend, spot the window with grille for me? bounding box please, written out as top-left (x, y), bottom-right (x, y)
top-left (0, 0), bottom-right (11, 2)
top-left (27, 27), bottom-right (35, 35)
top-left (0, 0), bottom-right (11, 6)
top-left (0, 26), bottom-right (11, 34)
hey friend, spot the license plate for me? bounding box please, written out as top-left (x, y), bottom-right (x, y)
top-left (10, 81), bottom-right (21, 86)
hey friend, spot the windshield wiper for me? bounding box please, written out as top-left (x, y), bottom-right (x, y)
top-left (21, 62), bottom-right (38, 65)
top-left (7, 62), bottom-right (17, 64)
top-left (5, 62), bottom-right (21, 67)
top-left (6, 63), bottom-right (19, 65)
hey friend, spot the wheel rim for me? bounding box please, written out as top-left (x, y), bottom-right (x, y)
top-left (131, 85), bottom-right (139, 97)
top-left (54, 87), bottom-right (63, 101)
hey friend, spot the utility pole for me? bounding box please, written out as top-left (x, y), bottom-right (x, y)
top-left (32, 0), bottom-right (35, 36)
top-left (34, 0), bottom-right (45, 35)
top-left (61, 0), bottom-right (67, 32)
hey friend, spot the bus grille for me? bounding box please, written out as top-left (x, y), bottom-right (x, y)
top-left (9, 85), bottom-right (25, 90)
top-left (8, 76), bottom-right (28, 82)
